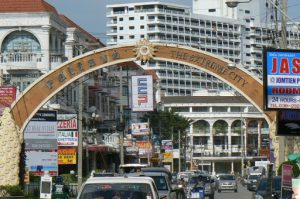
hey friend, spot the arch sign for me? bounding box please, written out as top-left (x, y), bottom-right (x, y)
top-left (0, 39), bottom-right (276, 185)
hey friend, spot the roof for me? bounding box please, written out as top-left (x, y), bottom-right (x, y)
top-left (0, 0), bottom-right (58, 14)
top-left (85, 176), bottom-right (154, 184)
top-left (162, 96), bottom-right (250, 104)
top-left (59, 14), bottom-right (101, 44)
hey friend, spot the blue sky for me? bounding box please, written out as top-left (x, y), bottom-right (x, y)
top-left (47, 0), bottom-right (300, 44)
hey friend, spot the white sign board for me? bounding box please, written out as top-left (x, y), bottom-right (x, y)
top-left (132, 75), bottom-right (154, 112)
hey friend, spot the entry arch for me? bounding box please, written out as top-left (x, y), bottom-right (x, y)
top-left (10, 40), bottom-right (276, 132)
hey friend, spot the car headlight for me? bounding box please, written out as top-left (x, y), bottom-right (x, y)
top-left (255, 194), bottom-right (263, 199)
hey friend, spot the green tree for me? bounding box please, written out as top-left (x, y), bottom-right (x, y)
top-left (141, 109), bottom-right (191, 148)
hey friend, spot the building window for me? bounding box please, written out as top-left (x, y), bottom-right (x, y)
top-left (1, 30), bottom-right (41, 53)
top-left (140, 16), bottom-right (144, 20)
top-left (212, 107), bottom-right (227, 112)
top-left (119, 18), bottom-right (123, 21)
top-left (245, 10), bottom-right (250, 14)
top-left (193, 107), bottom-right (209, 112)
top-left (209, 9), bottom-right (216, 12)
top-left (129, 17), bottom-right (134, 20)
top-left (140, 25), bottom-right (145, 29)
top-left (140, 35), bottom-right (145, 38)
top-left (129, 26), bottom-right (134, 30)
top-left (119, 36), bottom-right (124, 39)
top-left (129, 35), bottom-right (135, 39)
top-left (119, 27), bottom-right (123, 30)
top-left (171, 107), bottom-right (189, 112)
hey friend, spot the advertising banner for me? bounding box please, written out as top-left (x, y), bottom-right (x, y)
top-left (282, 164), bottom-right (293, 188)
top-left (263, 48), bottom-right (300, 110)
top-left (277, 110), bottom-right (300, 135)
top-left (163, 152), bottom-right (173, 163)
top-left (57, 114), bottom-right (78, 130)
top-left (26, 151), bottom-right (58, 176)
top-left (136, 141), bottom-right (152, 156)
top-left (58, 148), bottom-right (76, 165)
top-left (24, 110), bottom-right (58, 150)
top-left (57, 131), bottom-right (78, 146)
top-left (0, 86), bottom-right (16, 115)
top-left (162, 140), bottom-right (173, 152)
top-left (25, 139), bottom-right (57, 150)
top-left (131, 122), bottom-right (150, 135)
top-left (132, 75), bottom-right (153, 112)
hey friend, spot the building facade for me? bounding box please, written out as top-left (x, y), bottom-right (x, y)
top-left (162, 93), bottom-right (270, 174)
top-left (106, 1), bottom-right (300, 96)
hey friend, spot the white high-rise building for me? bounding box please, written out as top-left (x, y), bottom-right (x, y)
top-left (106, 1), bottom-right (300, 96)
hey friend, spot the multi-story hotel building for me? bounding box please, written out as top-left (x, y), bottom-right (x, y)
top-left (106, 0), bottom-right (300, 96)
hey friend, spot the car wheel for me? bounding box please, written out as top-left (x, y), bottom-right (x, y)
top-left (235, 189), bottom-right (238, 192)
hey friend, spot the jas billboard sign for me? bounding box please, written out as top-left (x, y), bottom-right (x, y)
top-left (263, 48), bottom-right (300, 110)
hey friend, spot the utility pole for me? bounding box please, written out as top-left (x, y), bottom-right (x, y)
top-left (77, 76), bottom-right (83, 190)
top-left (0, 69), bottom-right (3, 86)
top-left (119, 66), bottom-right (124, 168)
top-left (178, 130), bottom-right (181, 172)
top-left (77, 46), bottom-right (84, 191)
top-left (277, 0), bottom-right (287, 169)
top-left (241, 117), bottom-right (244, 177)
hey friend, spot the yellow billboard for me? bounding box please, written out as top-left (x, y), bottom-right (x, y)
top-left (58, 148), bottom-right (76, 165)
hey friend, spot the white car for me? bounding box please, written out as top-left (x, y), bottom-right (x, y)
top-left (77, 176), bottom-right (160, 199)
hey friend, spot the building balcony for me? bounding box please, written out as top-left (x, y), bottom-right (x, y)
top-left (1, 52), bottom-right (43, 69)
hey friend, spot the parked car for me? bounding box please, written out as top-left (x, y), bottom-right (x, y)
top-left (186, 174), bottom-right (215, 199)
top-left (216, 174), bottom-right (238, 193)
top-left (253, 176), bottom-right (281, 199)
top-left (129, 167), bottom-right (185, 199)
top-left (247, 174), bottom-right (261, 191)
top-left (77, 176), bottom-right (160, 199)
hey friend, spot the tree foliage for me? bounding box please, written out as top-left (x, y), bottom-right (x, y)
top-left (141, 110), bottom-right (191, 147)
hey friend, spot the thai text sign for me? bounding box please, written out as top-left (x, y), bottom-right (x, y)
top-left (58, 148), bottom-right (76, 165)
top-left (0, 86), bottom-right (16, 115)
top-left (132, 75), bottom-right (153, 112)
top-left (264, 48), bottom-right (300, 110)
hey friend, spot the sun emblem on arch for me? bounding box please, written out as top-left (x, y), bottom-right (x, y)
top-left (134, 39), bottom-right (156, 63)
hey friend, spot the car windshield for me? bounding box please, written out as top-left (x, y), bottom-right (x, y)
top-left (257, 178), bottom-right (281, 191)
top-left (79, 183), bottom-right (153, 199)
top-left (188, 176), bottom-right (211, 184)
top-left (150, 176), bottom-right (168, 191)
top-left (219, 175), bottom-right (235, 180)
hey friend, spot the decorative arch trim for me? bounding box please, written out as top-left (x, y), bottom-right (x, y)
top-left (9, 42), bottom-right (276, 132)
